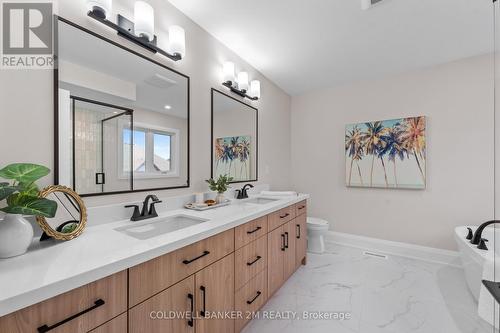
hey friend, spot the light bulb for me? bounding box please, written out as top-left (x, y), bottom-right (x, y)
top-left (168, 25), bottom-right (186, 58)
top-left (237, 72), bottom-right (249, 92)
top-left (222, 62), bottom-right (235, 83)
top-left (134, 1), bottom-right (154, 41)
top-left (250, 80), bottom-right (260, 99)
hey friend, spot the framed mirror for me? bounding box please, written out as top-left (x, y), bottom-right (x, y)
top-left (36, 185), bottom-right (87, 241)
top-left (54, 17), bottom-right (190, 196)
top-left (211, 89), bottom-right (258, 183)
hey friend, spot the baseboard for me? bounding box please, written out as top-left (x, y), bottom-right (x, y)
top-left (325, 231), bottom-right (462, 268)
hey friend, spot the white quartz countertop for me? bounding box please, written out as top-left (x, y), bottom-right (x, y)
top-left (0, 194), bottom-right (309, 316)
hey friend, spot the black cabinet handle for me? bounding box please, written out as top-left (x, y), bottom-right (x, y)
top-left (279, 213), bottom-right (290, 219)
top-left (298, 205), bottom-right (306, 210)
top-left (187, 293), bottom-right (194, 327)
top-left (281, 234), bottom-right (286, 251)
top-left (247, 255), bottom-right (262, 266)
top-left (247, 226), bottom-right (262, 234)
top-left (183, 251), bottom-right (210, 264)
top-left (285, 232), bottom-right (289, 249)
top-left (246, 291), bottom-right (262, 305)
top-left (37, 299), bottom-right (105, 333)
top-left (200, 286), bottom-right (207, 317)
top-left (296, 224), bottom-right (301, 239)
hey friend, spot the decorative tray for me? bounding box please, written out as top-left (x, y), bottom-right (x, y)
top-left (184, 200), bottom-right (231, 211)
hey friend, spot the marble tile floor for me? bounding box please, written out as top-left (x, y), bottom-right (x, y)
top-left (243, 241), bottom-right (493, 333)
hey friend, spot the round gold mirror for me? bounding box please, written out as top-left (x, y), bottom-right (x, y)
top-left (36, 185), bottom-right (87, 241)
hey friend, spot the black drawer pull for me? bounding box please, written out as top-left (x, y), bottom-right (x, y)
top-left (247, 255), bottom-right (262, 266)
top-left (200, 286), bottom-right (207, 316)
top-left (187, 293), bottom-right (194, 327)
top-left (279, 213), bottom-right (290, 219)
top-left (284, 232), bottom-right (289, 249)
top-left (281, 234), bottom-right (286, 251)
top-left (247, 226), bottom-right (262, 234)
top-left (298, 205), bottom-right (306, 210)
top-left (183, 250), bottom-right (210, 264)
top-left (37, 299), bottom-right (105, 333)
top-left (296, 224), bottom-right (301, 239)
top-left (246, 291), bottom-right (262, 305)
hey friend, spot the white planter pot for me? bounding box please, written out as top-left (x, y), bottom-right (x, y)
top-left (0, 214), bottom-right (34, 258)
top-left (215, 193), bottom-right (225, 204)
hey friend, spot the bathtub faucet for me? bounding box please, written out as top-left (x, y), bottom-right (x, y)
top-left (470, 220), bottom-right (500, 245)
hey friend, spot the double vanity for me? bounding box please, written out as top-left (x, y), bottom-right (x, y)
top-left (0, 194), bottom-right (308, 333)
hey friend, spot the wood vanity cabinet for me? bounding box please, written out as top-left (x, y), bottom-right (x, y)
top-left (295, 212), bottom-right (307, 269)
top-left (0, 200), bottom-right (308, 333)
top-left (129, 276), bottom-right (195, 333)
top-left (195, 254), bottom-right (235, 333)
top-left (0, 270), bottom-right (127, 333)
top-left (89, 313), bottom-right (128, 333)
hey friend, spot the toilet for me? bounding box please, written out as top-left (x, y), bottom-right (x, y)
top-left (306, 217), bottom-right (330, 254)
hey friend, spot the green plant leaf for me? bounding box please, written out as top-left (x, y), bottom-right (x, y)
top-left (0, 182), bottom-right (18, 201)
top-left (0, 196), bottom-right (57, 217)
top-left (18, 181), bottom-right (39, 196)
top-left (0, 163), bottom-right (50, 183)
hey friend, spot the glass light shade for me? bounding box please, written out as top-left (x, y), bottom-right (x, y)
top-left (168, 25), bottom-right (186, 57)
top-left (361, 0), bottom-right (371, 10)
top-left (222, 62), bottom-right (235, 83)
top-left (134, 1), bottom-right (155, 41)
top-left (250, 80), bottom-right (261, 99)
top-left (87, 0), bottom-right (112, 18)
top-left (237, 72), bottom-right (249, 91)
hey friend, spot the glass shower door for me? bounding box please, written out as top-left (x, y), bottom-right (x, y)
top-left (71, 97), bottom-right (133, 195)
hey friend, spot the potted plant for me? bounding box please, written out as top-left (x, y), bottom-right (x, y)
top-left (206, 175), bottom-right (233, 204)
top-left (0, 163), bottom-right (57, 258)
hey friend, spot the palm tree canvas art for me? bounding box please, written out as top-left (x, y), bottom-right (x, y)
top-left (345, 116), bottom-right (426, 189)
top-left (214, 136), bottom-right (252, 181)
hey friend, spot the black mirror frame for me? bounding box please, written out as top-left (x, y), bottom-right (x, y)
top-left (53, 16), bottom-right (190, 197)
top-left (210, 88), bottom-right (258, 184)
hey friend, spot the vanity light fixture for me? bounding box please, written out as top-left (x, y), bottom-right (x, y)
top-left (221, 62), bottom-right (260, 101)
top-left (86, 0), bottom-right (112, 19)
top-left (87, 0), bottom-right (185, 61)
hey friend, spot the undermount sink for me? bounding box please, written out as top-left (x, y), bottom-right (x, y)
top-left (115, 215), bottom-right (209, 240)
top-left (243, 197), bottom-right (279, 205)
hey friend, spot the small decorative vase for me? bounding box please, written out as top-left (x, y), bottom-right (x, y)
top-left (215, 193), bottom-right (225, 204)
top-left (0, 214), bottom-right (34, 258)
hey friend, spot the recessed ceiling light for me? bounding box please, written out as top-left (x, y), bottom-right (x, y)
top-left (164, 105), bottom-right (172, 109)
top-left (113, 111), bottom-right (119, 114)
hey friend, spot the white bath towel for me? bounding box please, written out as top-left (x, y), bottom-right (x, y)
top-left (260, 191), bottom-right (297, 197)
top-left (478, 255), bottom-right (500, 328)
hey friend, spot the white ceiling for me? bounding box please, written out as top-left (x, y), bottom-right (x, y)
top-left (59, 20), bottom-right (188, 118)
top-left (168, 0), bottom-right (493, 95)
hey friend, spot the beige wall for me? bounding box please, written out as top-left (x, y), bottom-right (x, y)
top-left (0, 0), bottom-right (292, 207)
top-left (291, 54), bottom-right (494, 250)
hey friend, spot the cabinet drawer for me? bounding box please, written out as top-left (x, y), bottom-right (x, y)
top-left (0, 271), bottom-right (127, 333)
top-left (235, 269), bottom-right (267, 333)
top-left (89, 313), bottom-right (127, 333)
top-left (129, 276), bottom-right (195, 333)
top-left (129, 229), bottom-right (234, 307)
top-left (268, 205), bottom-right (296, 231)
top-left (235, 235), bottom-right (267, 290)
top-left (295, 200), bottom-right (307, 216)
top-left (234, 216), bottom-right (268, 250)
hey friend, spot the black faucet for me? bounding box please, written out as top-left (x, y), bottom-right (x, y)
top-left (125, 194), bottom-right (163, 221)
top-left (236, 184), bottom-right (254, 199)
top-left (470, 220), bottom-right (500, 245)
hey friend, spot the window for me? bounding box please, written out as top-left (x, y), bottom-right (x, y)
top-left (120, 123), bottom-right (179, 178)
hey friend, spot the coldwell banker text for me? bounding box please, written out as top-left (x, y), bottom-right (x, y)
top-left (1, 1), bottom-right (54, 69)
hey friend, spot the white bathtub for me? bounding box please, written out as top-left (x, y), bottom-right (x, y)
top-left (454, 226), bottom-right (496, 301)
